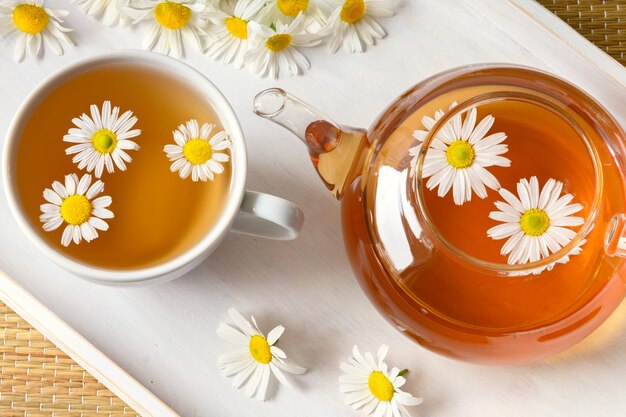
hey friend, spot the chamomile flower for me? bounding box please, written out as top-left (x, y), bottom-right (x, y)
top-left (72, 0), bottom-right (129, 26)
top-left (409, 103), bottom-right (511, 206)
top-left (39, 174), bottom-right (113, 247)
top-left (257, 0), bottom-right (326, 30)
top-left (63, 101), bottom-right (141, 178)
top-left (163, 119), bottom-right (231, 182)
top-left (340, 345), bottom-right (422, 417)
top-left (245, 13), bottom-right (321, 78)
top-left (0, 0), bottom-right (74, 62)
top-left (205, 0), bottom-right (266, 69)
top-left (124, 0), bottom-right (208, 57)
top-left (319, 0), bottom-right (394, 53)
top-left (217, 308), bottom-right (306, 401)
top-left (487, 176), bottom-right (585, 266)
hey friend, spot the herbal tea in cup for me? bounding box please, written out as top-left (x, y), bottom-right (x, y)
top-left (3, 52), bottom-right (303, 285)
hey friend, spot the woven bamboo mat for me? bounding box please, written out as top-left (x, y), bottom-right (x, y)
top-left (0, 302), bottom-right (138, 416)
top-left (537, 0), bottom-right (626, 65)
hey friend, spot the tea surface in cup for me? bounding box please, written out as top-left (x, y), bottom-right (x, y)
top-left (15, 63), bottom-right (232, 269)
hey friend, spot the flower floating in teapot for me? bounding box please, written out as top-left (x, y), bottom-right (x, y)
top-left (409, 102), bottom-right (511, 206)
top-left (488, 176), bottom-right (585, 266)
top-left (339, 345), bottom-right (422, 417)
top-left (72, 0), bottom-right (130, 26)
top-left (39, 174), bottom-right (113, 246)
top-left (0, 0), bottom-right (74, 62)
top-left (124, 0), bottom-right (209, 58)
top-left (63, 101), bottom-right (141, 178)
top-left (163, 118), bottom-right (232, 182)
top-left (217, 308), bottom-right (306, 401)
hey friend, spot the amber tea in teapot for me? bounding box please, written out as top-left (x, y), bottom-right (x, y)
top-left (254, 65), bottom-right (626, 364)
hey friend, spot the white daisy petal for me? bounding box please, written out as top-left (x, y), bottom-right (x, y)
top-left (218, 349), bottom-right (251, 366)
top-left (244, 365), bottom-right (264, 398)
top-left (227, 308), bottom-right (257, 337)
top-left (266, 325), bottom-right (285, 345)
top-left (255, 366), bottom-right (271, 401)
top-left (217, 323), bottom-right (249, 345)
top-left (61, 225), bottom-right (72, 247)
top-left (42, 216), bottom-right (63, 232)
top-left (88, 217), bottom-right (109, 231)
top-left (221, 358), bottom-right (255, 377)
top-left (43, 188), bottom-right (63, 205)
top-left (275, 360), bottom-right (307, 375)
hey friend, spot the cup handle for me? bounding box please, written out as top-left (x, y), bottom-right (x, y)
top-left (231, 191), bottom-right (304, 240)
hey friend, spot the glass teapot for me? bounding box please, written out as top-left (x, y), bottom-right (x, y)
top-left (253, 65), bottom-right (626, 364)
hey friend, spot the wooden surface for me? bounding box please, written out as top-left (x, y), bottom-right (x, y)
top-left (0, 271), bottom-right (178, 417)
top-left (0, 301), bottom-right (139, 416)
top-left (0, 1), bottom-right (625, 416)
top-left (538, 0), bottom-right (626, 65)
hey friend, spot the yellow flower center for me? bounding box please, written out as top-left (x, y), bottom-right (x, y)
top-left (249, 335), bottom-right (272, 364)
top-left (12, 4), bottom-right (49, 35)
top-left (368, 371), bottom-right (395, 402)
top-left (265, 34), bottom-right (292, 52)
top-left (225, 16), bottom-right (248, 39)
top-left (92, 129), bottom-right (118, 154)
top-left (277, 0), bottom-right (309, 17)
top-left (183, 138), bottom-right (213, 165)
top-left (340, 0), bottom-right (366, 24)
top-left (154, 1), bottom-right (192, 30)
top-left (60, 195), bottom-right (92, 226)
top-left (520, 208), bottom-right (551, 236)
top-left (445, 140), bottom-right (475, 169)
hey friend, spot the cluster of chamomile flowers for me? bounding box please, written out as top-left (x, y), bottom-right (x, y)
top-left (40, 99), bottom-right (232, 247)
top-left (407, 102), bottom-right (587, 274)
top-left (0, 0), bottom-right (397, 77)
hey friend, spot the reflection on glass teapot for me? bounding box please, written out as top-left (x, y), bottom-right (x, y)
top-left (253, 65), bottom-right (626, 364)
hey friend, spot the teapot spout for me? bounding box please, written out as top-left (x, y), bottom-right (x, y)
top-left (253, 88), bottom-right (368, 199)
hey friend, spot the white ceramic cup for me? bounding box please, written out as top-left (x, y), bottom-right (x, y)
top-left (2, 51), bottom-right (304, 286)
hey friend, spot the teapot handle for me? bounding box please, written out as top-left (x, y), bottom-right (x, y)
top-left (605, 214), bottom-right (626, 258)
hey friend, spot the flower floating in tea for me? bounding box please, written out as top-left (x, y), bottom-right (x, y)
top-left (164, 118), bottom-right (231, 182)
top-left (205, 0), bottom-right (266, 69)
top-left (72, 0), bottom-right (129, 26)
top-left (487, 176), bottom-right (585, 266)
top-left (63, 101), bottom-right (141, 178)
top-left (320, 0), bottom-right (395, 53)
top-left (257, 0), bottom-right (326, 28)
top-left (0, 0), bottom-right (74, 62)
top-left (124, 0), bottom-right (209, 57)
top-left (217, 308), bottom-right (306, 401)
top-left (39, 174), bottom-right (113, 247)
top-left (409, 102), bottom-right (511, 206)
top-left (339, 345), bottom-right (422, 417)
top-left (245, 12), bottom-right (321, 78)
